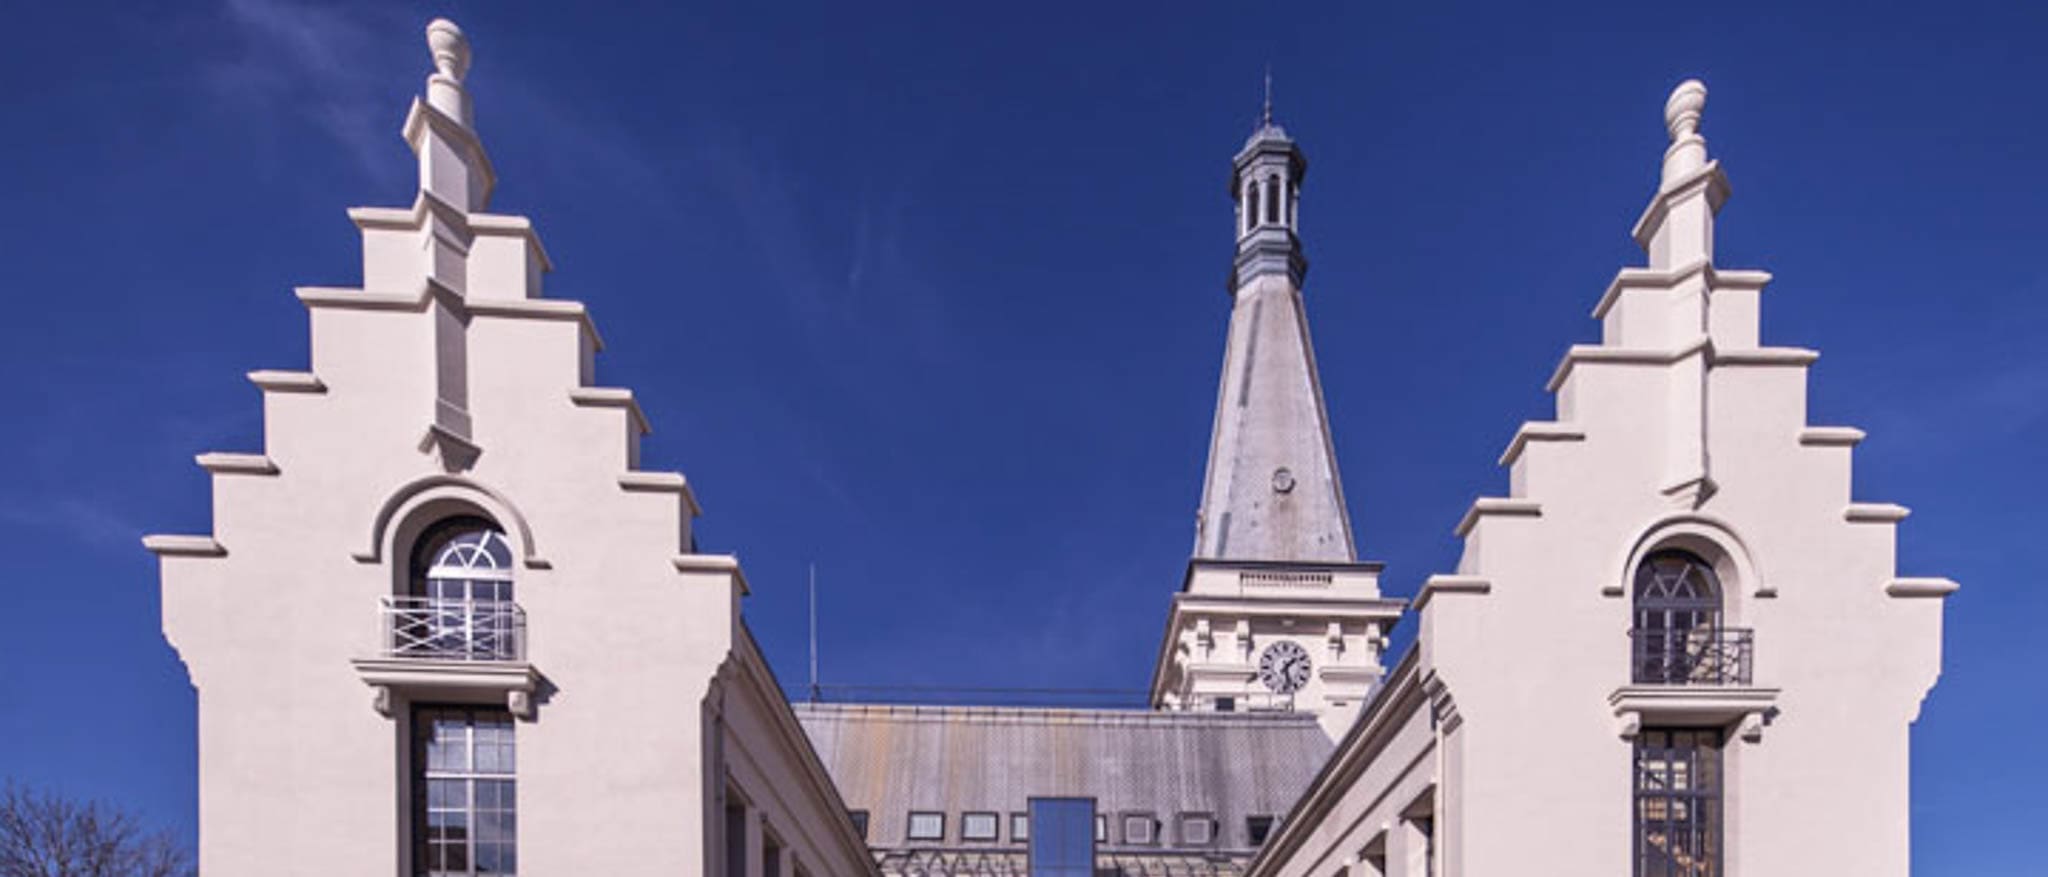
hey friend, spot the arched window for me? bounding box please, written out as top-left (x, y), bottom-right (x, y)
top-left (1244, 180), bottom-right (1258, 233)
top-left (412, 517), bottom-right (514, 604)
top-left (1264, 173), bottom-right (1280, 223)
top-left (1631, 550), bottom-right (1743, 685)
top-left (397, 517), bottom-right (519, 660)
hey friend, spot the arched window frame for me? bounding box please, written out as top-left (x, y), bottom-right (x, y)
top-left (411, 516), bottom-right (516, 603)
top-left (1631, 549), bottom-right (1723, 635)
top-left (1264, 173), bottom-right (1280, 223)
top-left (1625, 540), bottom-right (1756, 686)
top-left (1243, 179), bottom-right (1258, 234)
top-left (1612, 515), bottom-right (1764, 612)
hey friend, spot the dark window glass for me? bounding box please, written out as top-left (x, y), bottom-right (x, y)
top-left (1264, 174), bottom-right (1280, 223)
top-left (763, 835), bottom-right (782, 877)
top-left (848, 810), bottom-right (869, 840)
top-left (1028, 797), bottom-right (1095, 877)
top-left (1635, 728), bottom-right (1723, 877)
top-left (414, 706), bottom-right (515, 877)
top-left (1632, 550), bottom-right (1732, 684)
top-left (725, 800), bottom-right (747, 877)
top-left (1246, 815), bottom-right (1276, 847)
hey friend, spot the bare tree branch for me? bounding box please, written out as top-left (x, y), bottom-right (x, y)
top-left (0, 782), bottom-right (193, 877)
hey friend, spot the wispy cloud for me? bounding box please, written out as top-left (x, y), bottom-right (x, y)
top-left (203, 0), bottom-right (410, 186)
top-left (0, 494), bottom-right (147, 552)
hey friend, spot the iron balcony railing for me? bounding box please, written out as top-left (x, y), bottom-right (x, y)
top-left (379, 596), bottom-right (526, 662)
top-left (1630, 627), bottom-right (1753, 685)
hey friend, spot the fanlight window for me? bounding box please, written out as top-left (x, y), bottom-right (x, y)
top-left (413, 521), bottom-right (514, 606)
top-left (1633, 551), bottom-right (1720, 635)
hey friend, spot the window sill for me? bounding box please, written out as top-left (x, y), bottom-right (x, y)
top-left (1608, 684), bottom-right (1779, 742)
top-left (351, 657), bottom-right (539, 719)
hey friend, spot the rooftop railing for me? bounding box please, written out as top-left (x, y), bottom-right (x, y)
top-left (379, 595), bottom-right (526, 662)
top-left (1630, 627), bottom-right (1753, 686)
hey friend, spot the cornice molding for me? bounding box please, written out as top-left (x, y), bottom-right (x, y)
top-left (1453, 497), bottom-right (1542, 538)
top-left (1886, 577), bottom-right (1960, 599)
top-left (246, 370), bottom-right (326, 394)
top-left (296, 280), bottom-right (603, 352)
top-left (468, 212), bottom-right (555, 272)
top-left (195, 453), bottom-right (278, 476)
top-left (467, 297), bottom-right (605, 352)
top-left (1591, 260), bottom-right (1773, 321)
top-left (1545, 337), bottom-right (1814, 394)
top-left (1412, 575), bottom-right (1492, 612)
top-left (1845, 502), bottom-right (1912, 524)
top-left (141, 534), bottom-right (226, 557)
top-left (1545, 336), bottom-right (1711, 393)
top-left (618, 471), bottom-right (703, 516)
top-left (1715, 347), bottom-right (1819, 367)
top-left (568, 387), bottom-right (652, 435)
top-left (672, 553), bottom-right (751, 596)
top-left (1497, 421), bottom-right (1586, 468)
top-left (296, 285), bottom-right (429, 312)
top-left (1798, 426), bottom-right (1867, 447)
top-left (1172, 593), bottom-right (1408, 619)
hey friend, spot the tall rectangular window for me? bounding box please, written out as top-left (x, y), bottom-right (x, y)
top-left (414, 706), bottom-right (515, 876)
top-left (1635, 728), bottom-right (1722, 877)
top-left (763, 833), bottom-right (782, 877)
top-left (724, 799), bottom-right (747, 877)
top-left (1027, 798), bottom-right (1095, 877)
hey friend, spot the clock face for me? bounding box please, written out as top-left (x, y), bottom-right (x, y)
top-left (1257, 640), bottom-right (1312, 694)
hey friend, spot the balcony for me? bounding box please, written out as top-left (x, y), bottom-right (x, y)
top-left (379, 595), bottom-right (526, 661)
top-left (1629, 627), bottom-right (1752, 686)
top-left (352, 597), bottom-right (538, 719)
top-left (1612, 627), bottom-right (1776, 742)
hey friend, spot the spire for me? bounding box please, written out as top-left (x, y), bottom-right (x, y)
top-left (1261, 66), bottom-right (1273, 128)
top-left (1194, 102), bottom-right (1355, 563)
top-left (1231, 77), bottom-right (1305, 288)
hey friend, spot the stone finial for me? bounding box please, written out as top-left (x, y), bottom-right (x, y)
top-left (427, 18), bottom-right (470, 82)
top-left (1664, 79), bottom-right (1707, 142)
top-left (1660, 79), bottom-right (1709, 187)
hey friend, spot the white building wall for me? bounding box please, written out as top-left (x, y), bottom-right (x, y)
top-left (149, 19), bottom-right (872, 877)
top-left (1251, 80), bottom-right (1953, 877)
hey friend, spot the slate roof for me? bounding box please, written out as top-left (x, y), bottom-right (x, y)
top-left (792, 703), bottom-right (1333, 856)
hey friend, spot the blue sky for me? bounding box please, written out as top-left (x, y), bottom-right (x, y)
top-left (1, 0), bottom-right (2041, 869)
